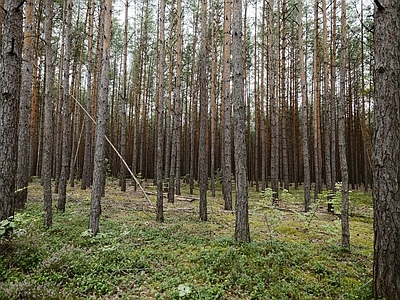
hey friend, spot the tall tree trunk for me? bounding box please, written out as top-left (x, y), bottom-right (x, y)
top-left (16, 0), bottom-right (35, 210)
top-left (156, 0), bottom-right (166, 222)
top-left (330, 0), bottom-right (337, 190)
top-left (339, 0), bottom-right (349, 250)
top-left (322, 0), bottom-right (332, 191)
top-left (232, 0), bottom-right (250, 242)
top-left (209, 1), bottom-right (218, 198)
top-left (313, 0), bottom-right (322, 197)
top-left (81, 0), bottom-right (95, 190)
top-left (119, 0), bottom-right (129, 192)
top-left (298, 0), bottom-right (311, 212)
top-left (372, 0), bottom-right (400, 298)
top-left (260, 0), bottom-right (267, 191)
top-left (269, 0), bottom-right (279, 203)
top-left (360, 0), bottom-right (369, 191)
top-left (188, 8), bottom-right (199, 195)
top-left (280, 0), bottom-right (289, 191)
top-left (164, 0), bottom-right (175, 183)
top-left (58, 0), bottom-right (73, 212)
top-left (89, 0), bottom-right (112, 235)
top-left (198, 0), bottom-right (208, 222)
top-left (168, 0), bottom-right (183, 200)
top-left (253, 1), bottom-right (259, 192)
top-left (42, 0), bottom-right (54, 228)
top-left (30, 1), bottom-right (42, 177)
top-left (221, 0), bottom-right (233, 210)
top-left (0, 0), bottom-right (23, 224)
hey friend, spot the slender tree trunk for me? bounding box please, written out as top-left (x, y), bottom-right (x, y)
top-left (260, 0), bottom-right (267, 191)
top-left (221, 0), bottom-right (232, 210)
top-left (280, 0), bottom-right (289, 191)
top-left (322, 0), bottom-right (332, 191)
top-left (168, 0), bottom-right (183, 200)
top-left (89, 0), bottom-right (112, 235)
top-left (42, 0), bottom-right (54, 228)
top-left (119, 0), bottom-right (129, 192)
top-left (0, 0), bottom-right (23, 224)
top-left (330, 0), bottom-right (337, 190)
top-left (81, 0), bottom-right (95, 190)
top-left (253, 1), bottom-right (259, 192)
top-left (198, 0), bottom-right (208, 221)
top-left (30, 2), bottom-right (42, 177)
top-left (372, 0), bottom-right (400, 298)
top-left (313, 0), bottom-right (322, 197)
top-left (269, 0), bottom-right (279, 203)
top-left (298, 0), bottom-right (311, 212)
top-left (339, 0), bottom-right (349, 249)
top-left (360, 1), bottom-right (369, 191)
top-left (58, 0), bottom-right (73, 212)
top-left (164, 0), bottom-right (175, 183)
top-left (210, 1), bottom-right (218, 198)
top-left (232, 0), bottom-right (250, 242)
top-left (156, 0), bottom-right (166, 222)
top-left (15, 0), bottom-right (35, 210)
top-left (188, 9), bottom-right (199, 195)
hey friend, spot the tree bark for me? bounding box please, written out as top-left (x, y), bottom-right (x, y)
top-left (221, 0), bottom-right (233, 210)
top-left (156, 0), bottom-right (166, 222)
top-left (298, 0), bottom-right (311, 212)
top-left (81, 0), bottom-right (95, 190)
top-left (339, 0), bottom-right (349, 250)
top-left (269, 0), bottom-right (279, 204)
top-left (16, 0), bottom-right (35, 210)
top-left (232, 0), bottom-right (250, 242)
top-left (198, 0), bottom-right (208, 222)
top-left (89, 0), bottom-right (112, 235)
top-left (0, 0), bottom-right (23, 223)
top-left (322, 0), bottom-right (332, 191)
top-left (119, 0), bottom-right (129, 192)
top-left (42, 0), bottom-right (54, 228)
top-left (58, 0), bottom-right (73, 212)
top-left (372, 0), bottom-right (400, 298)
top-left (168, 0), bottom-right (183, 201)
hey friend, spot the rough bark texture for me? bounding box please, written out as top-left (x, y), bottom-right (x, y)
top-left (174, 1), bottom-right (182, 196)
top-left (232, 0), bottom-right (250, 243)
top-left (89, 0), bottom-right (111, 235)
top-left (339, 0), bottom-right (349, 250)
top-left (269, 0), bottom-right (279, 204)
top-left (156, 0), bottom-right (166, 223)
top-left (119, 0), bottom-right (128, 192)
top-left (168, 0), bottom-right (183, 202)
top-left (58, 0), bottom-right (73, 212)
top-left (280, 0), bottom-right (289, 191)
top-left (298, 0), bottom-right (311, 212)
top-left (221, 0), bottom-right (232, 210)
top-left (372, 0), bottom-right (400, 298)
top-left (81, 0), bottom-right (95, 190)
top-left (0, 0), bottom-right (23, 222)
top-left (16, 0), bottom-right (35, 210)
top-left (42, 0), bottom-right (54, 228)
top-left (198, 0), bottom-right (208, 222)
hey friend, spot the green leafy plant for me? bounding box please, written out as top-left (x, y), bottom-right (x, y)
top-left (0, 218), bottom-right (15, 237)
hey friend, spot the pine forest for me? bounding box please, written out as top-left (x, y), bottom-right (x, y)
top-left (1, 0), bottom-right (400, 299)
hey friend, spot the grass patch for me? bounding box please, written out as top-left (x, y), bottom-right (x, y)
top-left (0, 179), bottom-right (373, 299)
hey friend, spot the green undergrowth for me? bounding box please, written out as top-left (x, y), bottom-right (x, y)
top-left (0, 179), bottom-right (373, 299)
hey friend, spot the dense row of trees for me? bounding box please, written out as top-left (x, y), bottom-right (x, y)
top-left (2, 0), bottom-right (375, 201)
top-left (0, 0), bottom-right (399, 298)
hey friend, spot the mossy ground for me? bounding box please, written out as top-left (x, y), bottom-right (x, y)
top-left (0, 178), bottom-right (373, 299)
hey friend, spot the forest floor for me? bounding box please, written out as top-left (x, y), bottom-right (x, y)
top-left (0, 178), bottom-right (373, 299)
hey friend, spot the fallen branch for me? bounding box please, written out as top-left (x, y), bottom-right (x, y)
top-left (72, 95), bottom-right (152, 206)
